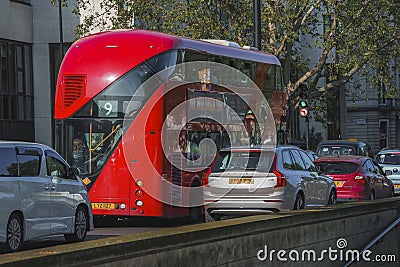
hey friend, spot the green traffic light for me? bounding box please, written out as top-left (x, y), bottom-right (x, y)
top-left (299, 100), bottom-right (308, 108)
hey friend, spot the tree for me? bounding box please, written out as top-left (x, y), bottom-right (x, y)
top-left (67, 0), bottom-right (400, 101)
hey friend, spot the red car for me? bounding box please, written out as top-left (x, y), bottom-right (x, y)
top-left (314, 156), bottom-right (394, 201)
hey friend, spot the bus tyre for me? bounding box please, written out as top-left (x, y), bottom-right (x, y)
top-left (65, 206), bottom-right (88, 243)
top-left (5, 213), bottom-right (23, 253)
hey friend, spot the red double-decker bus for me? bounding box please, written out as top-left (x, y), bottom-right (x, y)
top-left (54, 30), bottom-right (286, 221)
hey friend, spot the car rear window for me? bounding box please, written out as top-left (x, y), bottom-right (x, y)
top-left (315, 161), bottom-right (359, 174)
top-left (376, 153), bottom-right (400, 165)
top-left (317, 145), bottom-right (356, 156)
top-left (211, 151), bottom-right (274, 173)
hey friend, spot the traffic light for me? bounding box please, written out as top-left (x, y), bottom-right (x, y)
top-left (297, 83), bottom-right (309, 117)
top-left (299, 99), bottom-right (308, 108)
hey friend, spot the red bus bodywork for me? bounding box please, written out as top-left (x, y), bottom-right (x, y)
top-left (55, 30), bottom-right (285, 219)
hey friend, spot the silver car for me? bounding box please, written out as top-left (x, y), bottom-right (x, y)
top-left (375, 149), bottom-right (400, 195)
top-left (0, 141), bottom-right (94, 253)
top-left (203, 145), bottom-right (336, 221)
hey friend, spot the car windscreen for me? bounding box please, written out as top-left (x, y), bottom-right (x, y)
top-left (315, 161), bottom-right (359, 174)
top-left (376, 153), bottom-right (400, 165)
top-left (211, 151), bottom-right (274, 173)
top-left (317, 145), bottom-right (356, 157)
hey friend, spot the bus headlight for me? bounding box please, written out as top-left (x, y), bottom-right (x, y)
top-left (136, 200), bottom-right (143, 207)
top-left (120, 203), bottom-right (126, 210)
top-left (136, 180), bottom-right (144, 187)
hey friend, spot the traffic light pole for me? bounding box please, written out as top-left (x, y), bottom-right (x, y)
top-left (306, 116), bottom-right (310, 150)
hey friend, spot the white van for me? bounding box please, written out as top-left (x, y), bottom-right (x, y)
top-left (0, 141), bottom-right (94, 252)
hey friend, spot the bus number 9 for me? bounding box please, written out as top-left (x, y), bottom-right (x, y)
top-left (104, 102), bottom-right (113, 115)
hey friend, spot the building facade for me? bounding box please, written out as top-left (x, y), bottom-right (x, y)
top-left (0, 0), bottom-right (77, 146)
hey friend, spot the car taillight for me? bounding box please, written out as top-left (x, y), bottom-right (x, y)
top-left (273, 153), bottom-right (286, 188)
top-left (354, 174), bottom-right (365, 184)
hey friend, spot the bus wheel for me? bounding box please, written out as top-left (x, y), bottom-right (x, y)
top-left (189, 183), bottom-right (204, 224)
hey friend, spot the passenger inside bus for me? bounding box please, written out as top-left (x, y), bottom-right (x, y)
top-left (72, 138), bottom-right (88, 172)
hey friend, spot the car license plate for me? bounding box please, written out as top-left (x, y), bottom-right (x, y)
top-left (334, 181), bottom-right (343, 187)
top-left (394, 184), bottom-right (400, 189)
top-left (92, 203), bottom-right (115, 209)
top-left (229, 178), bottom-right (254, 184)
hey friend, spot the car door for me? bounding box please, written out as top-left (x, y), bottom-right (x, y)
top-left (363, 159), bottom-right (382, 198)
top-left (45, 150), bottom-right (79, 234)
top-left (290, 149), bottom-right (315, 205)
top-left (372, 160), bottom-right (390, 198)
top-left (298, 150), bottom-right (328, 205)
top-left (16, 146), bottom-right (52, 239)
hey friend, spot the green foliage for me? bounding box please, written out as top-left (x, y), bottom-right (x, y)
top-left (69, 0), bottom-right (399, 113)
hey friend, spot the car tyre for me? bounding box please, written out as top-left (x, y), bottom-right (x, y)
top-left (369, 190), bottom-right (375, 200)
top-left (293, 193), bottom-right (305, 210)
top-left (65, 206), bottom-right (88, 243)
top-left (5, 213), bottom-right (23, 253)
top-left (327, 189), bottom-right (337, 205)
top-left (390, 187), bottom-right (395, 198)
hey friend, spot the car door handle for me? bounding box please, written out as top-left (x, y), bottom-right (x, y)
top-left (50, 184), bottom-right (56, 191)
top-left (43, 184), bottom-right (50, 190)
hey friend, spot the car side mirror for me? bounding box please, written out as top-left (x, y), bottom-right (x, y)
top-left (385, 170), bottom-right (392, 176)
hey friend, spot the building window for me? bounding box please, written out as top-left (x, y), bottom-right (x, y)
top-left (0, 39), bottom-right (34, 141)
top-left (379, 120), bottom-right (388, 149)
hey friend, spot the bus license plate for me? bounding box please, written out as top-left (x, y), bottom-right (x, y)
top-left (92, 203), bottom-right (115, 210)
top-left (229, 178), bottom-right (254, 184)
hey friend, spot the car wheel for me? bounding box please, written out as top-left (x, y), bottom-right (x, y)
top-left (65, 206), bottom-right (88, 243)
top-left (390, 187), bottom-right (395, 198)
top-left (204, 211), bottom-right (216, 222)
top-left (293, 193), bottom-right (305, 210)
top-left (327, 189), bottom-right (337, 205)
top-left (369, 190), bottom-right (375, 200)
top-left (5, 213), bottom-right (23, 253)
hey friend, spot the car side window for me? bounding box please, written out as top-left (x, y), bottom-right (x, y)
top-left (298, 150), bottom-right (318, 172)
top-left (362, 160), bottom-right (374, 173)
top-left (0, 147), bottom-right (18, 176)
top-left (45, 150), bottom-right (69, 179)
top-left (290, 150), bottom-right (306, 171)
top-left (282, 150), bottom-right (295, 170)
top-left (372, 161), bottom-right (384, 175)
top-left (16, 146), bottom-right (42, 176)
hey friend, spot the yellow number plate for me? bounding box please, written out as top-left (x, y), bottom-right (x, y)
top-left (92, 203), bottom-right (115, 210)
top-left (394, 184), bottom-right (400, 189)
top-left (334, 181), bottom-right (344, 187)
top-left (229, 178), bottom-right (254, 184)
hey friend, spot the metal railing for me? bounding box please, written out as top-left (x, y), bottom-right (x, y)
top-left (344, 216), bottom-right (400, 266)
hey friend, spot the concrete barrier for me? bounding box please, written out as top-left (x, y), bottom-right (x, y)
top-left (1, 197), bottom-right (399, 267)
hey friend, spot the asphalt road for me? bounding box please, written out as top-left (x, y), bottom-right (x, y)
top-left (0, 217), bottom-right (192, 254)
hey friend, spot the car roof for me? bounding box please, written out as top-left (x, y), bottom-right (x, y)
top-left (0, 140), bottom-right (52, 150)
top-left (314, 155), bottom-right (367, 164)
top-left (317, 140), bottom-right (368, 146)
top-left (219, 145), bottom-right (298, 153)
top-left (377, 149), bottom-right (400, 154)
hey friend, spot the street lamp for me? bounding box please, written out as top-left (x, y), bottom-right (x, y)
top-left (58, 0), bottom-right (64, 63)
